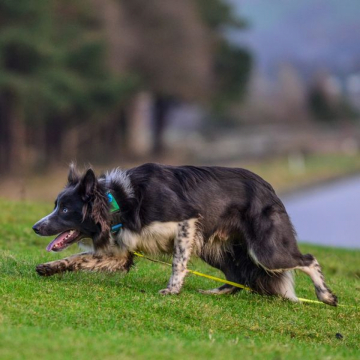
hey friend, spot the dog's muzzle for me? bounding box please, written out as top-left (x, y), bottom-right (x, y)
top-left (32, 224), bottom-right (41, 235)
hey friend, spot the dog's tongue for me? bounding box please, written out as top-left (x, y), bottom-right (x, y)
top-left (46, 230), bottom-right (79, 252)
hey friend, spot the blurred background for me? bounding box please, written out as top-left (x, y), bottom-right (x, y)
top-left (0, 0), bottom-right (359, 248)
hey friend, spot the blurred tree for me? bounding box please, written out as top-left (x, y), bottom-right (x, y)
top-left (195, 0), bottom-right (248, 29)
top-left (196, 0), bottom-right (252, 116)
top-left (308, 73), bottom-right (359, 123)
top-left (94, 0), bottom-right (251, 155)
top-left (0, 0), bottom-right (137, 173)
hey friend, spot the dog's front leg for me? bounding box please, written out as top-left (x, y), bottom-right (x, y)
top-left (159, 220), bottom-right (197, 295)
top-left (36, 251), bottom-right (133, 276)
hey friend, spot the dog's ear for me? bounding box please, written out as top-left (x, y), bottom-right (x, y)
top-left (79, 169), bottom-right (110, 237)
top-left (68, 163), bottom-right (80, 185)
top-left (79, 168), bottom-right (97, 201)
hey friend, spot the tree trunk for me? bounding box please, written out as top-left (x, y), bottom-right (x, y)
top-left (61, 125), bottom-right (80, 163)
top-left (0, 93), bottom-right (11, 173)
top-left (5, 93), bottom-right (27, 175)
top-left (153, 95), bottom-right (173, 155)
top-left (126, 91), bottom-right (152, 158)
top-left (45, 117), bottom-right (64, 167)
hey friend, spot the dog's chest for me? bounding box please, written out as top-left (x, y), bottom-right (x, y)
top-left (117, 221), bottom-right (179, 254)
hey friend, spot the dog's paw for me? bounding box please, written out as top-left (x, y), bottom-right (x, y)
top-left (198, 287), bottom-right (238, 295)
top-left (159, 288), bottom-right (180, 295)
top-left (322, 292), bottom-right (338, 307)
top-left (315, 286), bottom-right (338, 306)
top-left (36, 264), bottom-right (55, 277)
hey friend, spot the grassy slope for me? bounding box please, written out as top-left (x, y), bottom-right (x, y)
top-left (0, 199), bottom-right (359, 360)
top-left (243, 153), bottom-right (360, 194)
top-left (2, 153), bottom-right (360, 202)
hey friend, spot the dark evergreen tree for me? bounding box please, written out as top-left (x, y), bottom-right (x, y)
top-left (0, 0), bottom-right (137, 172)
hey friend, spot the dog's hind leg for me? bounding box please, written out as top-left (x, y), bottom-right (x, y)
top-left (243, 206), bottom-right (337, 306)
top-left (36, 252), bottom-right (133, 276)
top-left (159, 219), bottom-right (199, 295)
top-left (295, 254), bottom-right (338, 306)
top-left (248, 246), bottom-right (337, 306)
top-left (199, 284), bottom-right (239, 295)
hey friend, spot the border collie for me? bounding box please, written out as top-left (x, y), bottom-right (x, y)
top-left (32, 163), bottom-right (337, 306)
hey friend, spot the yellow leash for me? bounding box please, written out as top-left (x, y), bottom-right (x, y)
top-left (133, 252), bottom-right (251, 291)
top-left (133, 252), bottom-right (353, 308)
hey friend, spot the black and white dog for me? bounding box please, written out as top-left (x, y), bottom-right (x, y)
top-left (32, 163), bottom-right (337, 306)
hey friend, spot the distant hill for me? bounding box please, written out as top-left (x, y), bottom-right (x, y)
top-left (228, 0), bottom-right (360, 78)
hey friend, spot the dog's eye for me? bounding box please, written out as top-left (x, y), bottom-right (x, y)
top-left (62, 207), bottom-right (69, 213)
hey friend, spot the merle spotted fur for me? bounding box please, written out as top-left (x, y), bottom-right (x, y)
top-left (32, 163), bottom-right (338, 306)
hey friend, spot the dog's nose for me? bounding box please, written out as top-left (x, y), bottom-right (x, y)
top-left (32, 224), bottom-right (41, 235)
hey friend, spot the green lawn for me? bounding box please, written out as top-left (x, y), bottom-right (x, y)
top-left (243, 153), bottom-right (360, 193)
top-left (0, 199), bottom-right (359, 360)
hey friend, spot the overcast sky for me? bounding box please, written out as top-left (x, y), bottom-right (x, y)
top-left (227, 0), bottom-right (360, 77)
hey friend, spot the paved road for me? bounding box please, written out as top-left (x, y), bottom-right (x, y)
top-left (282, 176), bottom-right (360, 249)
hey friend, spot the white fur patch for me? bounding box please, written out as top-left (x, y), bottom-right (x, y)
top-left (78, 238), bottom-right (95, 252)
top-left (115, 219), bottom-right (200, 255)
top-left (117, 221), bottom-right (178, 255)
top-left (105, 168), bottom-right (134, 198)
top-left (199, 286), bottom-right (238, 295)
top-left (276, 271), bottom-right (298, 301)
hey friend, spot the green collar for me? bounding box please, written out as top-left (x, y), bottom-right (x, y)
top-left (106, 191), bottom-right (122, 233)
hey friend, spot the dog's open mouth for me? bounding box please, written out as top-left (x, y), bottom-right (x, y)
top-left (46, 230), bottom-right (82, 252)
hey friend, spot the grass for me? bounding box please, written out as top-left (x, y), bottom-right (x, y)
top-left (0, 199), bottom-right (359, 360)
top-left (242, 153), bottom-right (360, 193)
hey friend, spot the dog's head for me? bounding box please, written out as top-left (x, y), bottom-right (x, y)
top-left (32, 165), bottom-right (110, 252)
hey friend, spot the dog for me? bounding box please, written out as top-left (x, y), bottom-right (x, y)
top-left (32, 163), bottom-right (337, 306)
